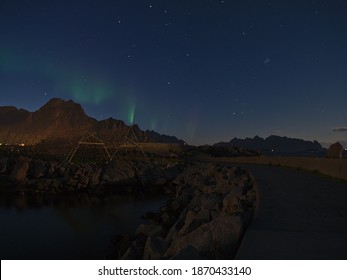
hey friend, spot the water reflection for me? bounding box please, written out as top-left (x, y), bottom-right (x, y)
top-left (0, 193), bottom-right (166, 259)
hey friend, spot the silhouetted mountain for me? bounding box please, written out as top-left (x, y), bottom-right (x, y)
top-left (0, 106), bottom-right (30, 127)
top-left (145, 130), bottom-right (186, 145)
top-left (0, 98), bottom-right (184, 144)
top-left (214, 135), bottom-right (323, 154)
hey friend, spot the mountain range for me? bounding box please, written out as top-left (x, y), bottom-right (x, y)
top-left (1, 98), bottom-right (341, 154)
top-left (214, 135), bottom-right (325, 154)
top-left (0, 98), bottom-right (185, 145)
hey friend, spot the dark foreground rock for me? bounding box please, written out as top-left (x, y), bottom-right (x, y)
top-left (112, 163), bottom-right (256, 260)
top-left (0, 156), bottom-right (183, 195)
top-left (0, 156), bottom-right (257, 259)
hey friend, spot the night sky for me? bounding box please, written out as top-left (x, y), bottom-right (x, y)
top-left (1, 0), bottom-right (347, 145)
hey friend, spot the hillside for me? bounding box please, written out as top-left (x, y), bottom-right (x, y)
top-left (214, 135), bottom-right (324, 155)
top-left (0, 98), bottom-right (185, 145)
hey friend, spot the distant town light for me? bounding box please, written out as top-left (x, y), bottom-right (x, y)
top-left (19, 143), bottom-right (25, 147)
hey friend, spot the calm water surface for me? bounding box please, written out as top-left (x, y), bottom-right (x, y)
top-left (0, 193), bottom-right (167, 259)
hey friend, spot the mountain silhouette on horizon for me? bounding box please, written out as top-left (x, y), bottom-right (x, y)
top-left (214, 135), bottom-right (324, 154)
top-left (0, 98), bottom-right (185, 145)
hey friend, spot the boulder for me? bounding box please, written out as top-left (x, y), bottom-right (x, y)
top-left (138, 166), bottom-right (169, 187)
top-left (165, 222), bottom-right (214, 258)
top-left (208, 213), bottom-right (244, 259)
top-left (89, 168), bottom-right (101, 186)
top-left (9, 156), bottom-right (31, 183)
top-left (170, 245), bottom-right (205, 260)
top-left (178, 209), bottom-right (210, 235)
top-left (47, 162), bottom-right (58, 176)
top-left (3, 157), bottom-right (16, 175)
top-left (223, 191), bottom-right (244, 215)
top-left (102, 160), bottom-right (135, 184)
top-left (166, 213), bottom-right (244, 259)
top-left (37, 179), bottom-right (51, 191)
top-left (143, 235), bottom-right (168, 259)
top-left (0, 157), bottom-right (8, 174)
top-left (135, 224), bottom-right (162, 236)
top-left (28, 160), bottom-right (46, 179)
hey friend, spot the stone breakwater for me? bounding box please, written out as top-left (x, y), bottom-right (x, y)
top-left (0, 156), bottom-right (257, 259)
top-left (0, 156), bottom-right (183, 194)
top-left (113, 163), bottom-right (257, 260)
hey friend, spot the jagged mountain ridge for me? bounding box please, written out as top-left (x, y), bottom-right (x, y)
top-left (214, 135), bottom-right (324, 153)
top-left (0, 98), bottom-right (185, 144)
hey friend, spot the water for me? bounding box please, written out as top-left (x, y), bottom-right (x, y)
top-left (0, 193), bottom-right (167, 259)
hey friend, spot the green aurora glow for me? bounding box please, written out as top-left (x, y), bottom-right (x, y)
top-left (128, 103), bottom-right (136, 124)
top-left (0, 47), bottom-right (112, 106)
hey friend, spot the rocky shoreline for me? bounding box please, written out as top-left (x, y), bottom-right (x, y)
top-left (0, 156), bottom-right (257, 259)
top-left (111, 163), bottom-right (257, 259)
top-left (0, 156), bottom-right (183, 195)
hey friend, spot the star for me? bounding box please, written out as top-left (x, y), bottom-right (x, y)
top-left (264, 58), bottom-right (271, 64)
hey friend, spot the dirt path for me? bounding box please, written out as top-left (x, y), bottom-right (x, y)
top-left (234, 164), bottom-right (347, 259)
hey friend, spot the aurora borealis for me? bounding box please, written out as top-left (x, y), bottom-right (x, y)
top-left (1, 0), bottom-right (347, 145)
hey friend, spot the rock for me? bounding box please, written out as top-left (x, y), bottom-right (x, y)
top-left (79, 175), bottom-right (89, 188)
top-left (120, 235), bottom-right (147, 260)
top-left (3, 157), bottom-right (16, 175)
top-left (223, 191), bottom-right (244, 215)
top-left (160, 212), bottom-right (172, 224)
top-left (165, 222), bottom-right (213, 258)
top-left (199, 192), bottom-right (223, 211)
top-left (90, 168), bottom-right (101, 186)
top-left (67, 178), bottom-right (78, 188)
top-left (163, 165), bottom-right (182, 181)
top-left (50, 179), bottom-right (62, 190)
top-left (165, 213), bottom-right (243, 259)
top-left (9, 156), bottom-right (31, 183)
top-left (202, 193), bottom-right (222, 210)
top-left (170, 192), bottom-right (190, 211)
top-left (135, 224), bottom-right (162, 236)
top-left (143, 235), bottom-right (168, 259)
top-left (138, 165), bottom-right (169, 187)
top-left (178, 209), bottom-right (210, 235)
top-left (28, 160), bottom-right (46, 179)
top-left (0, 157), bottom-right (8, 174)
top-left (102, 160), bottom-right (135, 184)
top-left (208, 213), bottom-right (244, 259)
top-left (170, 245), bottom-right (205, 260)
top-left (36, 179), bottom-right (52, 191)
top-left (47, 162), bottom-right (57, 176)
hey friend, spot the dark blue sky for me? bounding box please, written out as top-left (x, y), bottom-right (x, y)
top-left (1, 0), bottom-right (346, 145)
